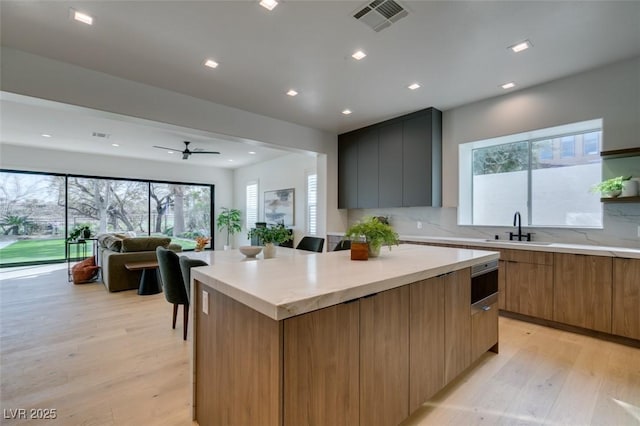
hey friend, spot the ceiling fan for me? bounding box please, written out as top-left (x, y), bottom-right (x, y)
top-left (153, 141), bottom-right (220, 160)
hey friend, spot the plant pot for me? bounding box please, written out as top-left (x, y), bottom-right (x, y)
top-left (350, 242), bottom-right (369, 261)
top-left (602, 190), bottom-right (621, 198)
top-left (368, 243), bottom-right (381, 258)
top-left (224, 245), bottom-right (231, 251)
top-left (621, 180), bottom-right (638, 197)
top-left (263, 243), bottom-right (276, 259)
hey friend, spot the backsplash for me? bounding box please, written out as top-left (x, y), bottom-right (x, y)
top-left (348, 205), bottom-right (640, 249)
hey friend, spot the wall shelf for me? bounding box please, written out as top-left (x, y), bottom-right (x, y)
top-left (600, 147), bottom-right (640, 159)
top-left (601, 196), bottom-right (640, 203)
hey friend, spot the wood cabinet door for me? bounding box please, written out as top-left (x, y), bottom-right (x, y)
top-left (553, 253), bottom-right (612, 333)
top-left (612, 258), bottom-right (640, 340)
top-left (498, 259), bottom-right (507, 309)
top-left (360, 286), bottom-right (409, 426)
top-left (471, 302), bottom-right (499, 361)
top-left (195, 285), bottom-right (282, 426)
top-left (444, 268), bottom-right (471, 384)
top-left (409, 276), bottom-right (445, 412)
top-left (284, 302), bottom-right (360, 426)
top-left (505, 261), bottom-right (553, 320)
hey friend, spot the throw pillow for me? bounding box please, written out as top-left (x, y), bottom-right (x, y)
top-left (97, 233), bottom-right (123, 252)
top-left (121, 237), bottom-right (171, 252)
top-left (72, 256), bottom-right (100, 284)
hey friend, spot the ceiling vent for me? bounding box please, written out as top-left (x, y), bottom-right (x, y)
top-left (92, 132), bottom-right (110, 138)
top-left (353, 0), bottom-right (408, 32)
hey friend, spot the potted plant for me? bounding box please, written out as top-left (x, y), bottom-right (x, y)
top-left (248, 223), bottom-right (293, 259)
top-left (343, 216), bottom-right (399, 257)
top-left (68, 223), bottom-right (91, 242)
top-left (591, 176), bottom-right (631, 198)
top-left (216, 208), bottom-right (242, 250)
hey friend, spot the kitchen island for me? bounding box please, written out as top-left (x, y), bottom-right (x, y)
top-left (191, 244), bottom-right (500, 426)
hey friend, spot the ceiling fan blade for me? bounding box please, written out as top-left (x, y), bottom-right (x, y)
top-left (190, 151), bottom-right (220, 155)
top-left (153, 145), bottom-right (179, 151)
top-left (182, 152), bottom-right (189, 160)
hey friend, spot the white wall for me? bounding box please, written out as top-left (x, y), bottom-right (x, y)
top-left (442, 56), bottom-right (640, 208)
top-left (0, 143), bottom-right (235, 250)
top-left (350, 57), bottom-right (640, 248)
top-left (232, 153), bottom-right (318, 248)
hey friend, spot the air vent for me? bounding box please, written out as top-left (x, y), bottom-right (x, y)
top-left (353, 0), bottom-right (408, 32)
top-left (92, 132), bottom-right (110, 138)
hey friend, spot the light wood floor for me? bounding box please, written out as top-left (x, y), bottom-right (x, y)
top-left (1, 265), bottom-right (639, 425)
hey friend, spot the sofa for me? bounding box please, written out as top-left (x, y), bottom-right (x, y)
top-left (97, 234), bottom-right (181, 292)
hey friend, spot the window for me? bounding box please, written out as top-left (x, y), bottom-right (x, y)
top-left (246, 181), bottom-right (258, 230)
top-left (306, 173), bottom-right (317, 235)
top-left (0, 170), bottom-right (213, 266)
top-left (583, 132), bottom-right (599, 156)
top-left (561, 136), bottom-right (575, 158)
top-left (459, 119), bottom-right (603, 228)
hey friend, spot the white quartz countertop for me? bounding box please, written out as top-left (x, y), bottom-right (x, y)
top-left (326, 233), bottom-right (640, 259)
top-left (190, 244), bottom-right (499, 321)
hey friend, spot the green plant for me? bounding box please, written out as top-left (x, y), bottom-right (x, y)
top-left (216, 208), bottom-right (242, 246)
top-left (248, 223), bottom-right (292, 245)
top-left (343, 216), bottom-right (399, 253)
top-left (68, 223), bottom-right (91, 241)
top-left (591, 176), bottom-right (631, 195)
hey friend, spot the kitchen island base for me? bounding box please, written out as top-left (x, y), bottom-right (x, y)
top-left (193, 266), bottom-right (499, 426)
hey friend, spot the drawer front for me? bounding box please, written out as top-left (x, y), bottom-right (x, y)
top-left (502, 249), bottom-right (553, 265)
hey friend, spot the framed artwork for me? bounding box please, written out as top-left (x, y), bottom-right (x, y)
top-left (264, 188), bottom-right (294, 226)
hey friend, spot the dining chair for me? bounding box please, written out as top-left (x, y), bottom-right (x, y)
top-left (333, 239), bottom-right (351, 251)
top-left (296, 236), bottom-right (325, 253)
top-left (156, 247), bottom-right (190, 340)
top-left (179, 255), bottom-right (208, 304)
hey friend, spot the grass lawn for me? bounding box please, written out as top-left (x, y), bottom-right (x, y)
top-left (0, 238), bottom-right (68, 265)
top-left (0, 237), bottom-right (199, 266)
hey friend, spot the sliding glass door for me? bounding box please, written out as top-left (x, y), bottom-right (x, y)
top-left (0, 170), bottom-right (214, 267)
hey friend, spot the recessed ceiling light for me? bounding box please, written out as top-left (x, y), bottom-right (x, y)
top-left (342, 109), bottom-right (352, 115)
top-left (408, 83), bottom-right (421, 90)
top-left (352, 50), bottom-right (367, 61)
top-left (259, 0), bottom-right (278, 11)
top-left (167, 151), bottom-right (174, 154)
top-left (248, 151), bottom-right (256, 155)
top-left (204, 59), bottom-right (219, 69)
top-left (509, 40), bottom-right (532, 53)
top-left (111, 143), bottom-right (119, 147)
top-left (70, 9), bottom-right (93, 25)
top-left (41, 134), bottom-right (52, 138)
top-left (228, 159), bottom-right (234, 162)
top-left (286, 89), bottom-right (298, 97)
top-left (501, 82), bottom-right (516, 89)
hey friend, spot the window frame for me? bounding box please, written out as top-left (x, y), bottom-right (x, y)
top-left (245, 180), bottom-right (259, 231)
top-left (306, 172), bottom-right (317, 235)
top-left (0, 168), bottom-right (215, 267)
top-left (458, 119), bottom-right (603, 229)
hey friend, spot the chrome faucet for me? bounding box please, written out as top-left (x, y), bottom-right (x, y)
top-left (509, 211), bottom-right (531, 241)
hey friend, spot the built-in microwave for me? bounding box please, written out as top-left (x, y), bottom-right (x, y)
top-left (471, 259), bottom-right (499, 312)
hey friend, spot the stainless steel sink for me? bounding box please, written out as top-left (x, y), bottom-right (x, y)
top-left (483, 239), bottom-right (553, 246)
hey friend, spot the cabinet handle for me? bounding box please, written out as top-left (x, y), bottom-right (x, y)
top-left (482, 306), bottom-right (491, 311)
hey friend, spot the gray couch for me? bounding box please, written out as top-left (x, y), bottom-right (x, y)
top-left (97, 234), bottom-right (181, 292)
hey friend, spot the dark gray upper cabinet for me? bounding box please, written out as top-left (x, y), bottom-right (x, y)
top-left (338, 132), bottom-right (358, 209)
top-left (357, 128), bottom-right (379, 208)
top-left (378, 122), bottom-right (403, 208)
top-left (338, 108), bottom-right (442, 209)
top-left (402, 110), bottom-right (442, 207)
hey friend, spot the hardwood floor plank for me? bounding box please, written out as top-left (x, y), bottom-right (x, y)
top-left (2, 265), bottom-right (639, 426)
